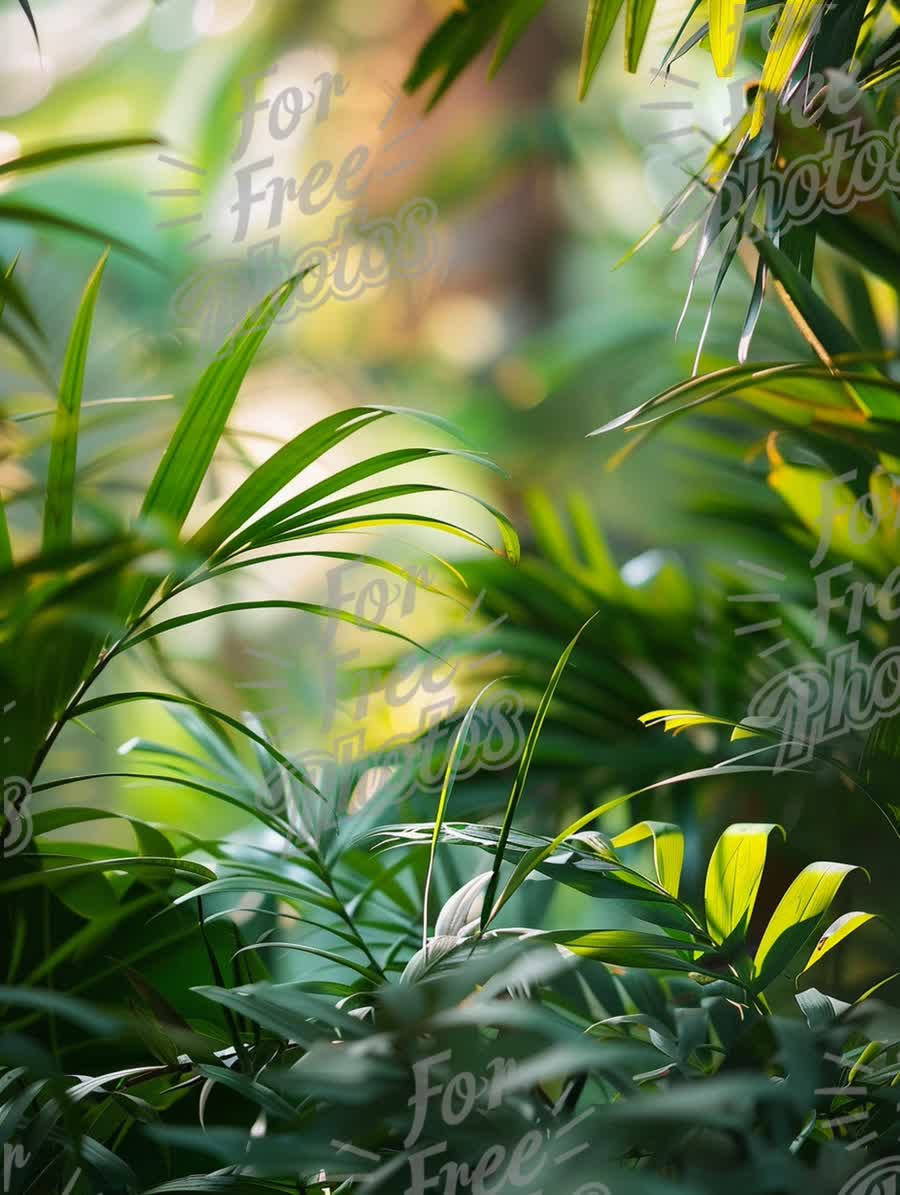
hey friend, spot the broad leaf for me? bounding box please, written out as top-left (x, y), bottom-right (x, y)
top-left (753, 861), bottom-right (864, 990)
top-left (704, 823), bottom-right (784, 946)
top-left (800, 911), bottom-right (876, 976)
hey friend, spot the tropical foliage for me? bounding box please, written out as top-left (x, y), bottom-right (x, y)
top-left (2, 1), bottom-right (900, 1193)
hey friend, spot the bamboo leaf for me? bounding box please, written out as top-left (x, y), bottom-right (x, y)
top-left (42, 251), bottom-right (108, 553)
top-left (187, 408), bottom-right (387, 559)
top-left (125, 275), bottom-right (301, 617)
top-left (193, 1065), bottom-right (299, 1122)
top-left (0, 200), bottom-right (160, 269)
top-left (753, 235), bottom-right (862, 362)
top-left (140, 276), bottom-right (300, 536)
top-left (112, 599), bottom-right (442, 661)
top-left (491, 0), bottom-right (544, 76)
top-left (233, 942), bottom-right (381, 984)
top-left (404, 2), bottom-right (512, 109)
top-left (261, 511), bottom-right (515, 563)
top-left (0, 252), bottom-right (43, 339)
top-left (70, 690), bottom-right (321, 795)
top-left (239, 482), bottom-right (518, 567)
top-left (0, 135), bottom-right (161, 179)
top-left (423, 679), bottom-right (507, 950)
top-left (625, 0), bottom-right (656, 72)
top-left (170, 876), bottom-right (339, 916)
top-left (192, 408), bottom-right (499, 564)
top-left (480, 610), bottom-right (601, 931)
top-left (580, 0), bottom-right (627, 97)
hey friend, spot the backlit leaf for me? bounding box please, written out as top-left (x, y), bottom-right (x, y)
top-left (705, 823), bottom-right (784, 945)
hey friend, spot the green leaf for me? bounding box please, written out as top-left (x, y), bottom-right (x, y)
top-left (480, 610), bottom-right (601, 930)
top-left (613, 821), bottom-right (684, 896)
top-left (193, 548), bottom-right (466, 608)
top-left (0, 135), bottom-right (161, 179)
top-left (0, 855), bottom-right (216, 896)
top-left (112, 599), bottom-right (441, 662)
top-left (753, 235), bottom-right (868, 371)
top-left (263, 510), bottom-right (515, 563)
top-left (524, 488), bottom-right (582, 574)
top-left (0, 200), bottom-right (160, 270)
top-left (186, 408), bottom-right (386, 559)
top-left (145, 1180), bottom-right (297, 1193)
top-left (0, 498), bottom-right (11, 571)
top-left (195, 982), bottom-right (365, 1045)
top-left (234, 942), bottom-right (381, 985)
top-left (139, 276), bottom-right (300, 538)
top-left (404, 1), bottom-right (513, 109)
top-left (42, 251), bottom-right (108, 552)
top-left (767, 460), bottom-right (891, 574)
top-left (244, 480), bottom-right (520, 568)
top-left (753, 861), bottom-right (864, 990)
top-left (33, 771), bottom-right (291, 840)
top-left (194, 1065), bottom-right (298, 1122)
top-left (579, 0), bottom-right (626, 97)
top-left (491, 0), bottom-right (545, 76)
top-left (795, 986), bottom-right (850, 1030)
top-left (125, 275), bottom-right (301, 616)
top-left (625, 0), bottom-right (656, 71)
top-left (71, 690), bottom-right (320, 795)
top-left (709, 0), bottom-right (747, 75)
top-left (547, 930), bottom-right (714, 975)
top-left (465, 754), bottom-right (784, 924)
top-left (800, 911), bottom-right (876, 976)
top-left (704, 823), bottom-right (784, 946)
top-left (170, 876), bottom-right (340, 916)
top-left (0, 986), bottom-right (119, 1034)
top-left (0, 251), bottom-right (43, 340)
top-left (566, 490), bottom-right (621, 590)
top-left (193, 412), bottom-right (500, 564)
top-left (423, 679), bottom-right (507, 950)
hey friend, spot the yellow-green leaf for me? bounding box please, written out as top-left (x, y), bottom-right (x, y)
top-left (705, 823), bottom-right (784, 945)
top-left (801, 911), bottom-right (875, 976)
top-left (768, 461), bottom-right (892, 574)
top-left (750, 0), bottom-right (824, 138)
top-left (548, 929), bottom-right (709, 974)
top-left (641, 708), bottom-right (737, 735)
top-left (709, 0), bottom-right (746, 76)
top-left (754, 861), bottom-right (864, 990)
top-left (613, 821), bottom-right (684, 897)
